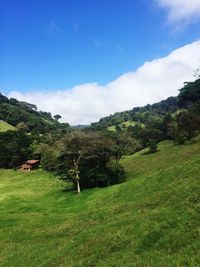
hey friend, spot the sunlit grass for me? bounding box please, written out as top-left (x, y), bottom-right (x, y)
top-left (107, 120), bottom-right (142, 132)
top-left (0, 138), bottom-right (200, 266)
top-left (0, 120), bottom-right (15, 132)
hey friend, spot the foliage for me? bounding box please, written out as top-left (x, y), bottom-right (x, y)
top-left (90, 78), bottom-right (200, 153)
top-left (53, 114), bottom-right (62, 121)
top-left (39, 130), bottom-right (125, 191)
top-left (140, 128), bottom-right (163, 147)
top-left (148, 140), bottom-right (158, 153)
top-left (178, 78), bottom-right (200, 107)
top-left (106, 161), bottom-right (126, 184)
top-left (166, 111), bottom-right (200, 144)
top-left (39, 144), bottom-right (60, 172)
top-left (90, 97), bottom-right (180, 155)
top-left (0, 130), bottom-right (33, 168)
top-left (91, 97), bottom-right (178, 130)
top-left (0, 93), bottom-right (70, 134)
top-left (177, 111), bottom-right (200, 140)
top-left (15, 122), bottom-right (30, 132)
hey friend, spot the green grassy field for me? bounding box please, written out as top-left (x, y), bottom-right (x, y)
top-left (0, 139), bottom-right (200, 266)
top-left (107, 120), bottom-right (140, 132)
top-left (0, 120), bottom-right (15, 132)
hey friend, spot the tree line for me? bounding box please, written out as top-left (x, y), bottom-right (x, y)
top-left (0, 77), bottom-right (200, 193)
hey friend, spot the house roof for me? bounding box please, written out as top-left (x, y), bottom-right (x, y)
top-left (26, 160), bottom-right (40, 164)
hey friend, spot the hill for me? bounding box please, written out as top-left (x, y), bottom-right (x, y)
top-left (0, 137), bottom-right (199, 266)
top-left (91, 77), bottom-right (200, 132)
top-left (0, 120), bottom-right (15, 132)
top-left (91, 96), bottom-right (179, 130)
top-left (0, 93), bottom-right (70, 133)
top-left (89, 78), bottom-right (200, 158)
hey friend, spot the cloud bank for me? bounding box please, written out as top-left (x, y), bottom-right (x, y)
top-left (156, 0), bottom-right (200, 24)
top-left (8, 41), bottom-right (200, 125)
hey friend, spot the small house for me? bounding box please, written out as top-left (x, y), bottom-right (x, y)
top-left (20, 160), bottom-right (40, 171)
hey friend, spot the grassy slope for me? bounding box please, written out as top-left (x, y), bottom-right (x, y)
top-left (107, 121), bottom-right (138, 132)
top-left (0, 120), bottom-right (15, 132)
top-left (0, 139), bottom-right (200, 267)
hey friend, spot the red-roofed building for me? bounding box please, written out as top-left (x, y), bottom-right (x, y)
top-left (20, 160), bottom-right (40, 171)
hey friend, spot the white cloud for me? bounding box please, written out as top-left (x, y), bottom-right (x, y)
top-left (8, 40), bottom-right (200, 125)
top-left (156, 0), bottom-right (200, 25)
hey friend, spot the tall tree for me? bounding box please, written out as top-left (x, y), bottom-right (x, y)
top-left (177, 111), bottom-right (200, 140)
top-left (178, 78), bottom-right (200, 107)
top-left (56, 130), bottom-right (123, 192)
top-left (58, 130), bottom-right (89, 194)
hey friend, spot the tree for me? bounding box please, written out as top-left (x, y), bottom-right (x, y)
top-left (115, 124), bottom-right (121, 132)
top-left (0, 93), bottom-right (9, 103)
top-left (0, 130), bottom-right (33, 168)
top-left (162, 114), bottom-right (172, 138)
top-left (167, 120), bottom-right (186, 145)
top-left (19, 101), bottom-right (37, 111)
top-left (16, 122), bottom-right (30, 132)
top-left (178, 78), bottom-right (200, 108)
top-left (140, 128), bottom-right (163, 147)
top-left (115, 131), bottom-right (141, 155)
top-left (55, 130), bottom-right (125, 192)
top-left (148, 140), bottom-right (158, 153)
top-left (58, 130), bottom-right (90, 194)
top-left (39, 144), bottom-right (59, 172)
top-left (54, 114), bottom-right (62, 121)
top-left (112, 144), bottom-right (123, 163)
top-left (177, 111), bottom-right (200, 141)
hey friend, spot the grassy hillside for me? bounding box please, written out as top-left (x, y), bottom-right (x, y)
top-left (0, 120), bottom-right (15, 132)
top-left (91, 96), bottom-right (178, 130)
top-left (107, 120), bottom-right (139, 132)
top-left (0, 139), bottom-right (200, 266)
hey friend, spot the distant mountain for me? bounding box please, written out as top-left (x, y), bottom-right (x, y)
top-left (72, 124), bottom-right (89, 129)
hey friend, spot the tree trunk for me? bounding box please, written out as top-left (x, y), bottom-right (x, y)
top-left (73, 158), bottom-right (81, 194)
top-left (76, 179), bottom-right (81, 194)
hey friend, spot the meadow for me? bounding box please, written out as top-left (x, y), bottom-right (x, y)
top-left (0, 138), bottom-right (200, 267)
top-left (0, 120), bottom-right (15, 132)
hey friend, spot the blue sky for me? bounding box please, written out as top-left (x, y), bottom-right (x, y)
top-left (1, 0), bottom-right (200, 124)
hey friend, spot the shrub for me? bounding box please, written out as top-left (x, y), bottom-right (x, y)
top-left (148, 140), bottom-right (158, 153)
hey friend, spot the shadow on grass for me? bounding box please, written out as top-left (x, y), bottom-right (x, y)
top-left (61, 186), bottom-right (75, 193)
top-left (142, 150), bottom-right (159, 156)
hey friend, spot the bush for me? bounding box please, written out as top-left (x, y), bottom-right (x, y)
top-left (174, 132), bottom-right (187, 145)
top-left (148, 140), bottom-right (158, 153)
top-left (77, 162), bottom-right (125, 189)
top-left (107, 162), bottom-right (126, 184)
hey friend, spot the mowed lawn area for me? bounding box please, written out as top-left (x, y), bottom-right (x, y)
top-left (0, 138), bottom-right (200, 267)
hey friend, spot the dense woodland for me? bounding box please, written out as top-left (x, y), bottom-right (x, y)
top-left (0, 77), bottom-right (200, 193)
